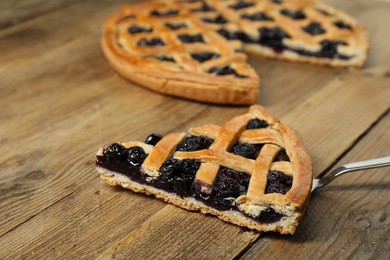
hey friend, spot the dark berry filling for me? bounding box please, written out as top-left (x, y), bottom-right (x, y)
top-left (190, 3), bottom-right (216, 12)
top-left (280, 9), bottom-right (306, 20)
top-left (96, 146), bottom-right (284, 223)
top-left (150, 9), bottom-right (179, 17)
top-left (241, 12), bottom-right (273, 21)
top-left (265, 170), bottom-right (293, 194)
top-left (154, 56), bottom-right (175, 62)
top-left (229, 1), bottom-right (256, 10)
top-left (127, 146), bottom-right (147, 166)
top-left (319, 40), bottom-right (348, 58)
top-left (208, 66), bottom-right (248, 78)
top-left (303, 22), bottom-right (326, 35)
top-left (178, 33), bottom-right (205, 43)
top-left (202, 15), bottom-right (228, 24)
top-left (103, 143), bottom-right (127, 159)
top-left (191, 52), bottom-right (221, 62)
top-left (216, 29), bottom-right (237, 40)
top-left (259, 27), bottom-right (290, 52)
top-left (334, 20), bottom-right (353, 30)
top-left (230, 143), bottom-right (261, 159)
top-left (137, 38), bottom-right (165, 46)
top-left (128, 25), bottom-right (153, 34)
top-left (252, 207), bottom-right (285, 223)
top-left (274, 149), bottom-right (290, 162)
top-left (165, 22), bottom-right (187, 30)
top-left (145, 133), bottom-right (163, 145)
top-left (246, 118), bottom-right (268, 129)
top-left (177, 135), bottom-right (213, 152)
top-left (272, 0), bottom-right (283, 4)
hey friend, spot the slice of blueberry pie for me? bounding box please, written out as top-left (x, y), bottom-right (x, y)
top-left (102, 0), bottom-right (368, 104)
top-left (95, 106), bottom-right (312, 234)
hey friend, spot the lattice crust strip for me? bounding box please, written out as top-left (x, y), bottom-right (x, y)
top-left (96, 105), bottom-right (313, 234)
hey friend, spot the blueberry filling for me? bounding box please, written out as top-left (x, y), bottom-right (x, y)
top-left (259, 27), bottom-right (290, 52)
top-left (96, 146), bottom-right (284, 223)
top-left (178, 33), bottom-right (205, 43)
top-left (150, 9), bottom-right (179, 17)
top-left (191, 52), bottom-right (220, 62)
top-left (229, 1), bottom-right (256, 10)
top-left (334, 20), bottom-right (353, 30)
top-left (230, 143), bottom-right (261, 159)
top-left (137, 38), bottom-right (165, 46)
top-left (241, 12), bottom-right (273, 21)
top-left (246, 118), bottom-right (268, 129)
top-left (265, 170), bottom-right (293, 194)
top-left (145, 133), bottom-right (163, 145)
top-left (154, 56), bottom-right (175, 62)
top-left (319, 40), bottom-right (347, 58)
top-left (128, 25), bottom-right (153, 34)
top-left (303, 22), bottom-right (326, 35)
top-left (177, 135), bottom-right (213, 151)
top-left (216, 29), bottom-right (237, 40)
top-left (127, 146), bottom-right (147, 166)
top-left (103, 143), bottom-right (127, 159)
top-left (272, 0), bottom-right (283, 4)
top-left (190, 3), bottom-right (216, 12)
top-left (280, 9), bottom-right (306, 20)
top-left (165, 22), bottom-right (187, 30)
top-left (202, 15), bottom-right (228, 24)
top-left (208, 66), bottom-right (248, 78)
top-left (274, 149), bottom-right (290, 162)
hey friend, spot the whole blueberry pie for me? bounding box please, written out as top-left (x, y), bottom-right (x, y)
top-left (95, 106), bottom-right (312, 234)
top-left (102, 0), bottom-right (368, 104)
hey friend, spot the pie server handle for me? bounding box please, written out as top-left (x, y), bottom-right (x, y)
top-left (312, 156), bottom-right (390, 192)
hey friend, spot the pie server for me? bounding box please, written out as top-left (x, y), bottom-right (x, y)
top-left (312, 156), bottom-right (390, 192)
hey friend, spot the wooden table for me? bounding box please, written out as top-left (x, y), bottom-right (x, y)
top-left (1, 0), bottom-right (389, 258)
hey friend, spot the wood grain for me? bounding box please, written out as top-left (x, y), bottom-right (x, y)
top-left (0, 0), bottom-right (389, 258)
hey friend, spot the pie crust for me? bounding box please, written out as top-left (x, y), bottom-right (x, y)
top-left (95, 105), bottom-right (313, 234)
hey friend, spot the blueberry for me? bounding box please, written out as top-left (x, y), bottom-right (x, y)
top-left (103, 143), bottom-right (126, 159)
top-left (202, 15), bottom-right (228, 24)
top-left (303, 22), bottom-right (326, 35)
top-left (230, 143), bottom-right (260, 159)
top-left (128, 25), bottom-right (153, 34)
top-left (216, 29), bottom-right (237, 40)
top-left (246, 118), bottom-right (268, 129)
top-left (177, 136), bottom-right (213, 152)
top-left (160, 159), bottom-right (183, 176)
top-left (145, 133), bottom-right (163, 145)
top-left (178, 34), bottom-right (205, 43)
top-left (127, 146), bottom-right (147, 166)
top-left (182, 159), bottom-right (201, 176)
top-left (265, 170), bottom-right (293, 194)
top-left (319, 40), bottom-right (346, 58)
top-left (190, 3), bottom-right (215, 12)
top-left (259, 27), bottom-right (290, 51)
top-left (191, 52), bottom-right (220, 63)
top-left (229, 1), bottom-right (255, 10)
top-left (334, 21), bottom-right (352, 30)
top-left (208, 66), bottom-right (248, 78)
top-left (155, 56), bottom-right (175, 62)
top-left (165, 22), bottom-right (187, 30)
top-left (241, 12), bottom-right (273, 21)
top-left (150, 9), bottom-right (179, 17)
top-left (256, 207), bottom-right (284, 223)
top-left (137, 38), bottom-right (165, 46)
top-left (280, 9), bottom-right (306, 20)
top-left (214, 178), bottom-right (240, 198)
top-left (274, 149), bottom-right (290, 162)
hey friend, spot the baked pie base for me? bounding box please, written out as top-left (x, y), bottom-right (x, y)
top-left (95, 106), bottom-right (312, 234)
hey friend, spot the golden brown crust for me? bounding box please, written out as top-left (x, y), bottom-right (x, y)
top-left (96, 105), bottom-right (313, 234)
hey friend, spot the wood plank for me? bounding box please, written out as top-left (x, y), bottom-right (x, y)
top-left (0, 0), bottom-right (89, 30)
top-left (241, 112), bottom-right (390, 259)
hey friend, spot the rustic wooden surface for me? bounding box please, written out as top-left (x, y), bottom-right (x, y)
top-left (0, 0), bottom-right (389, 259)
